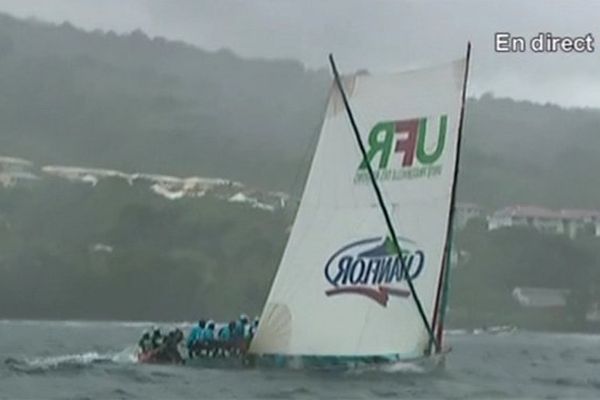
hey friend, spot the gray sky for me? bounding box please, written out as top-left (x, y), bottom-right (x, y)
top-left (0, 0), bottom-right (599, 107)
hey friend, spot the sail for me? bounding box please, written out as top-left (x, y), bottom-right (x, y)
top-left (250, 58), bottom-right (467, 357)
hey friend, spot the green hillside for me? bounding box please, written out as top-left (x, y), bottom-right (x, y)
top-left (0, 14), bottom-right (599, 205)
top-left (0, 14), bottom-right (599, 328)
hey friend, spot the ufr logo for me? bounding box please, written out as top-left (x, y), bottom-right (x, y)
top-left (354, 115), bottom-right (448, 183)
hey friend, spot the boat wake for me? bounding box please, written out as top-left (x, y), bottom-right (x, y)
top-left (4, 346), bottom-right (138, 374)
top-left (375, 361), bottom-right (427, 374)
top-left (341, 358), bottom-right (437, 376)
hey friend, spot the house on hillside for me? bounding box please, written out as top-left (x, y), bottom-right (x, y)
top-left (0, 156), bottom-right (39, 187)
top-left (559, 209), bottom-right (600, 238)
top-left (512, 287), bottom-right (570, 308)
top-left (143, 175), bottom-right (243, 200)
top-left (42, 166), bottom-right (132, 186)
top-left (488, 205), bottom-right (600, 239)
top-left (454, 202), bottom-right (484, 229)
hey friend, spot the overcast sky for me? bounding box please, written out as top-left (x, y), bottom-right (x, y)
top-left (0, 0), bottom-right (598, 108)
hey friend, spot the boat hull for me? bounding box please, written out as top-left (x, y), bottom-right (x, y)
top-left (137, 350), bottom-right (446, 373)
top-left (137, 349), bottom-right (184, 365)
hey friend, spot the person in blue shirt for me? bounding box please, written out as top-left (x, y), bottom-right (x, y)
top-left (138, 330), bottom-right (152, 352)
top-left (151, 327), bottom-right (163, 349)
top-left (230, 315), bottom-right (250, 354)
top-left (249, 317), bottom-right (259, 340)
top-left (234, 314), bottom-right (248, 339)
top-left (203, 321), bottom-right (216, 357)
top-left (217, 321), bottom-right (236, 357)
top-left (204, 321), bottom-right (215, 340)
top-left (187, 320), bottom-right (205, 358)
top-left (218, 322), bottom-right (232, 342)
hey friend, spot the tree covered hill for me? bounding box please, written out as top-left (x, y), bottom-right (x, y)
top-left (0, 178), bottom-right (288, 320)
top-left (0, 13), bottom-right (599, 208)
top-left (449, 220), bottom-right (600, 331)
top-left (0, 14), bottom-right (599, 327)
top-left (460, 95), bottom-right (600, 209)
top-left (1, 178), bottom-right (597, 329)
top-left (0, 13), bottom-right (329, 191)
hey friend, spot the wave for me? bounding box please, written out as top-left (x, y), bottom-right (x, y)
top-left (378, 361), bottom-right (427, 374)
top-left (4, 346), bottom-right (137, 374)
top-left (540, 331), bottom-right (600, 341)
top-left (342, 357), bottom-right (441, 376)
top-left (532, 376), bottom-right (600, 390)
top-left (0, 319), bottom-right (195, 329)
top-left (444, 329), bottom-right (469, 335)
top-left (444, 326), bottom-right (518, 336)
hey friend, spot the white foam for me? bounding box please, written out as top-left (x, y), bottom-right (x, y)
top-left (444, 329), bottom-right (469, 335)
top-left (17, 347), bottom-right (138, 371)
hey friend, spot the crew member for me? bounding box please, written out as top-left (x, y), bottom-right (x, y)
top-left (138, 330), bottom-right (152, 352)
top-left (187, 320), bottom-right (206, 358)
top-left (151, 327), bottom-right (163, 349)
top-left (160, 328), bottom-right (184, 364)
top-left (203, 320), bottom-right (216, 357)
top-left (217, 322), bottom-right (235, 357)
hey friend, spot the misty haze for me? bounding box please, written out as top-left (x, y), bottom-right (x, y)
top-left (0, 2), bottom-right (599, 399)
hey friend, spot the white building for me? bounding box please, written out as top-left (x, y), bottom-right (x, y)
top-left (512, 287), bottom-right (570, 308)
top-left (454, 202), bottom-right (484, 229)
top-left (488, 205), bottom-right (600, 239)
top-left (42, 165), bottom-right (132, 186)
top-left (0, 156), bottom-right (39, 187)
top-left (559, 209), bottom-right (600, 238)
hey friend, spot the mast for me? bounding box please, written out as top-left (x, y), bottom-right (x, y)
top-left (328, 54), bottom-right (439, 353)
top-left (431, 42), bottom-right (472, 351)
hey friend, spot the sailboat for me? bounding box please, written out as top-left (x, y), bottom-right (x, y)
top-left (248, 45), bottom-right (471, 368)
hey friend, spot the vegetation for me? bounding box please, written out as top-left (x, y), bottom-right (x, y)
top-left (0, 13), bottom-right (599, 203)
top-left (0, 14), bottom-right (598, 330)
top-left (0, 179), bottom-right (287, 321)
top-left (448, 220), bottom-right (600, 331)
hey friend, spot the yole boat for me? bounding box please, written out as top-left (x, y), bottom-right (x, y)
top-left (138, 45), bottom-right (471, 370)
top-left (248, 46), bottom-right (471, 370)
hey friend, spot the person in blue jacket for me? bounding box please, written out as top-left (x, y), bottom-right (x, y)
top-left (234, 314), bottom-right (249, 339)
top-left (218, 322), bottom-right (232, 342)
top-left (203, 321), bottom-right (216, 357)
top-left (249, 317), bottom-right (259, 340)
top-left (230, 315), bottom-right (250, 354)
top-left (187, 320), bottom-right (205, 358)
top-left (217, 321), bottom-right (236, 357)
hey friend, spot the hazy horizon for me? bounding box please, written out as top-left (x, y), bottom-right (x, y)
top-left (0, 0), bottom-right (598, 108)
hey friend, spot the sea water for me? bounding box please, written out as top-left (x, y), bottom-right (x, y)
top-left (1, 320), bottom-right (599, 399)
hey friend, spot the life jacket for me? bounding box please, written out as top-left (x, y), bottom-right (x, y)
top-left (218, 326), bottom-right (231, 341)
top-left (233, 321), bottom-right (245, 338)
top-left (203, 328), bottom-right (215, 342)
top-left (187, 326), bottom-right (203, 347)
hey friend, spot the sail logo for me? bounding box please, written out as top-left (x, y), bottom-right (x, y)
top-left (354, 115), bottom-right (448, 184)
top-left (324, 236), bottom-right (424, 307)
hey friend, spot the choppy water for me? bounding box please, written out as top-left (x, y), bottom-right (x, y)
top-left (1, 320), bottom-right (599, 399)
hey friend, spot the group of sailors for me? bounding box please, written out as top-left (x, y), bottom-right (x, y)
top-left (187, 314), bottom-right (258, 358)
top-left (137, 314), bottom-right (259, 362)
top-left (138, 327), bottom-right (185, 363)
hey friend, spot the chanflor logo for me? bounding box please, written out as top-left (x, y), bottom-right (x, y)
top-left (354, 115), bottom-right (448, 184)
top-left (324, 236), bottom-right (425, 307)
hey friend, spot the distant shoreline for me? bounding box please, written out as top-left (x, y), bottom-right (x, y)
top-left (2, 318), bottom-right (598, 335)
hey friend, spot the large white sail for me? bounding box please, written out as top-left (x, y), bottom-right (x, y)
top-left (250, 58), bottom-right (467, 357)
